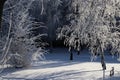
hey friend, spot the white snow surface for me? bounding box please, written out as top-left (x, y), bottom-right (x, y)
top-left (0, 48), bottom-right (120, 80)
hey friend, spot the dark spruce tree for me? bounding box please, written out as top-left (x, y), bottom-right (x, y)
top-left (0, 0), bottom-right (7, 30)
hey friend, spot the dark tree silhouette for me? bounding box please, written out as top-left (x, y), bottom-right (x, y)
top-left (0, 0), bottom-right (7, 30)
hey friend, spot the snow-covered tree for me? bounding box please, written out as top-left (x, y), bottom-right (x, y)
top-left (0, 0), bottom-right (46, 68)
top-left (45, 0), bottom-right (62, 51)
top-left (29, 0), bottom-right (62, 52)
top-left (58, 0), bottom-right (120, 69)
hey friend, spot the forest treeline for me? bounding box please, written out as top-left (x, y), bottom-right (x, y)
top-left (0, 0), bottom-right (120, 70)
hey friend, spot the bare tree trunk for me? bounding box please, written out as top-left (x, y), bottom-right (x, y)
top-left (77, 51), bottom-right (80, 55)
top-left (103, 69), bottom-right (105, 80)
top-left (101, 52), bottom-right (106, 80)
top-left (0, 0), bottom-right (7, 30)
top-left (49, 40), bottom-right (53, 53)
top-left (70, 47), bottom-right (73, 60)
top-left (101, 53), bottom-right (106, 70)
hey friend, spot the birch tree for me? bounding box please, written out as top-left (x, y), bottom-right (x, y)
top-left (58, 0), bottom-right (120, 70)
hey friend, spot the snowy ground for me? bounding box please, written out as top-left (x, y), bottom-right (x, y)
top-left (0, 48), bottom-right (120, 80)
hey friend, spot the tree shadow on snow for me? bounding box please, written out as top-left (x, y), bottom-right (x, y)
top-left (32, 60), bottom-right (81, 69)
top-left (98, 76), bottom-right (120, 80)
top-left (33, 69), bottom-right (102, 80)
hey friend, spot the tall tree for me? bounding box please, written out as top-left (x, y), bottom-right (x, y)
top-left (58, 0), bottom-right (120, 70)
top-left (0, 0), bottom-right (46, 68)
top-left (42, 0), bottom-right (62, 52)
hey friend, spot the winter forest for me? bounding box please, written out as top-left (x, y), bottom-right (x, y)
top-left (0, 0), bottom-right (120, 80)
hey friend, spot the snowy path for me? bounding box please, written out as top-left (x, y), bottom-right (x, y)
top-left (1, 48), bottom-right (120, 80)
